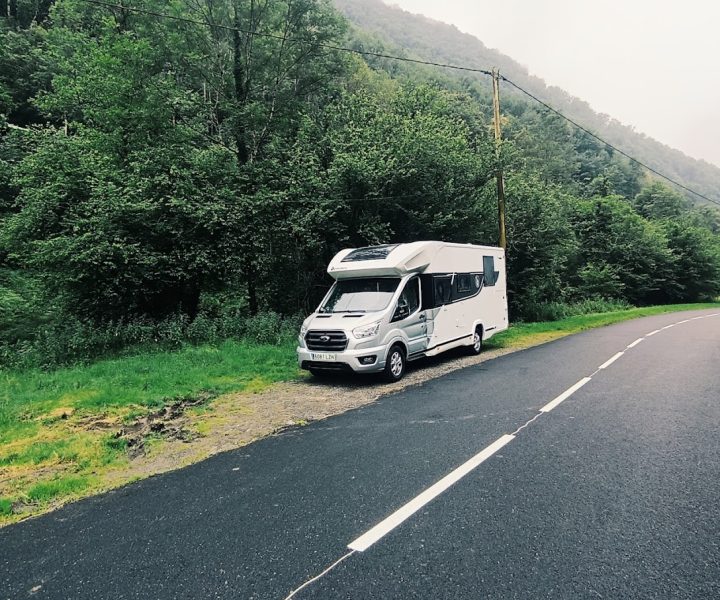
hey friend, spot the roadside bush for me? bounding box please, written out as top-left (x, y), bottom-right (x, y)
top-left (184, 315), bottom-right (220, 345)
top-left (519, 298), bottom-right (632, 322)
top-left (242, 311), bottom-right (302, 346)
top-left (0, 310), bottom-right (303, 370)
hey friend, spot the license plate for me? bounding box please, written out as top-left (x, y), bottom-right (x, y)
top-left (311, 352), bottom-right (336, 361)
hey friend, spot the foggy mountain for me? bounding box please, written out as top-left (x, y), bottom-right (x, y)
top-left (335, 0), bottom-right (720, 206)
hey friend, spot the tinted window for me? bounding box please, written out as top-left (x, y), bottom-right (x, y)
top-left (454, 272), bottom-right (482, 300)
top-left (434, 276), bottom-right (452, 305)
top-left (457, 274), bottom-right (472, 293)
top-left (341, 244), bottom-right (399, 262)
top-left (483, 256), bottom-right (497, 286)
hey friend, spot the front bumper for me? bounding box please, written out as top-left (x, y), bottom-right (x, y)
top-left (297, 343), bottom-right (388, 374)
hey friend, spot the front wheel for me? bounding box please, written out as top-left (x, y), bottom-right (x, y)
top-left (467, 327), bottom-right (483, 355)
top-left (383, 345), bottom-right (406, 382)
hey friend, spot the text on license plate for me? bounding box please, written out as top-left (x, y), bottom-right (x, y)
top-left (311, 352), bottom-right (336, 361)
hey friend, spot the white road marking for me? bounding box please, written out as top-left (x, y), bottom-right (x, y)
top-left (340, 311), bottom-right (720, 559)
top-left (283, 550), bottom-right (355, 599)
top-left (598, 351), bottom-right (624, 370)
top-left (539, 377), bottom-right (592, 413)
top-left (661, 324), bottom-right (675, 330)
top-left (348, 434), bottom-right (515, 552)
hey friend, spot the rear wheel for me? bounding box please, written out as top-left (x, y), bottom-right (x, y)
top-left (467, 326), bottom-right (483, 355)
top-left (383, 344), bottom-right (406, 382)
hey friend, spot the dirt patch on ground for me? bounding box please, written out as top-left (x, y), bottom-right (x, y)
top-left (113, 393), bottom-right (212, 458)
top-left (101, 344), bottom-right (521, 487)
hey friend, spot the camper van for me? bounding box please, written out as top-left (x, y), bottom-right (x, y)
top-left (296, 241), bottom-right (508, 382)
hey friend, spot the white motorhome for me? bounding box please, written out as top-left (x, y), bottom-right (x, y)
top-left (296, 241), bottom-right (508, 381)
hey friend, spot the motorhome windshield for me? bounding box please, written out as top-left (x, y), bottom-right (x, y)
top-left (320, 278), bottom-right (400, 313)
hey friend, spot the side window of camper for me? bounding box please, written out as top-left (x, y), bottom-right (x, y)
top-left (483, 256), bottom-right (498, 286)
top-left (433, 276), bottom-right (453, 306)
top-left (457, 274), bottom-right (472, 293)
top-left (454, 273), bottom-right (482, 300)
top-left (420, 274), bottom-right (435, 309)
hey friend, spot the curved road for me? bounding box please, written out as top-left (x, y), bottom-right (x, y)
top-left (2, 309), bottom-right (719, 599)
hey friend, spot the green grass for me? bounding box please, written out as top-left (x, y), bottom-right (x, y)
top-left (26, 476), bottom-right (91, 504)
top-left (0, 339), bottom-right (298, 446)
top-left (486, 302), bottom-right (720, 349)
top-left (0, 498), bottom-right (11, 516)
top-left (0, 339), bottom-right (298, 524)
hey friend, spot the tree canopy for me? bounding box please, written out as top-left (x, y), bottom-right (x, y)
top-left (1, 0), bottom-right (719, 367)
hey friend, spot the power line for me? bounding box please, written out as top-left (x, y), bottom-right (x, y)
top-left (80, 0), bottom-right (493, 76)
top-left (79, 0), bottom-right (720, 208)
top-left (252, 194), bottom-right (447, 204)
top-left (499, 76), bottom-right (720, 208)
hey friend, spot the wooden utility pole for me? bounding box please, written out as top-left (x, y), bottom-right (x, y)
top-left (492, 68), bottom-right (507, 250)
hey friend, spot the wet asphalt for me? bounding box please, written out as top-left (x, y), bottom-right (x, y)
top-left (2, 309), bottom-right (719, 599)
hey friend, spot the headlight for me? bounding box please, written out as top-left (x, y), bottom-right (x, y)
top-left (353, 320), bottom-right (381, 339)
top-left (298, 324), bottom-right (308, 347)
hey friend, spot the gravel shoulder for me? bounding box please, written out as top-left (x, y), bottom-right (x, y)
top-left (101, 342), bottom-right (525, 488)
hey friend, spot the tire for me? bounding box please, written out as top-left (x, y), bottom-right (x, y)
top-left (383, 344), bottom-right (406, 382)
top-left (467, 326), bottom-right (483, 355)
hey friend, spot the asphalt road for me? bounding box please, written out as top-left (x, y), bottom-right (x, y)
top-left (2, 309), bottom-right (719, 599)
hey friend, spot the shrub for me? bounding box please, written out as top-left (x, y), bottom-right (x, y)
top-left (0, 310), bottom-right (303, 370)
top-left (242, 311), bottom-right (301, 346)
top-left (520, 298), bottom-right (632, 322)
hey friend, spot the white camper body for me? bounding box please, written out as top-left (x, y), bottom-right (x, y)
top-left (296, 241), bottom-right (508, 381)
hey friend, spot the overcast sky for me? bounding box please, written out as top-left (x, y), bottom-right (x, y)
top-left (386, 0), bottom-right (720, 168)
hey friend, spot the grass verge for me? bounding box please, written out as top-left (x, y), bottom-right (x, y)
top-left (0, 340), bottom-right (297, 524)
top-left (1, 302), bottom-right (718, 525)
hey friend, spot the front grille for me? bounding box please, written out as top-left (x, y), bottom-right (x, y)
top-left (305, 330), bottom-right (348, 351)
top-left (301, 361), bottom-right (353, 372)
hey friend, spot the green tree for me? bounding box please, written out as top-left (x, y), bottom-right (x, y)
top-left (633, 181), bottom-right (690, 220)
top-left (661, 219), bottom-right (720, 302)
top-left (496, 174), bottom-right (578, 317)
top-left (570, 196), bottom-right (673, 305)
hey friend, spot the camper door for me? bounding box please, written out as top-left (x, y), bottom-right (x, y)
top-left (392, 276), bottom-right (428, 355)
top-left (428, 274), bottom-right (463, 347)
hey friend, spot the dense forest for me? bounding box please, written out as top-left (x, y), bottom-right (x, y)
top-left (1, 0), bottom-right (719, 368)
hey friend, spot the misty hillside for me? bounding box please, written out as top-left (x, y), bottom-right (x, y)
top-left (335, 0), bottom-right (720, 206)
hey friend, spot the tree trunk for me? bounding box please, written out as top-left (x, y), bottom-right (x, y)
top-left (181, 285), bottom-right (201, 321)
top-left (36, 0), bottom-right (53, 24)
top-left (0, 0), bottom-right (8, 20)
top-left (244, 258), bottom-right (259, 315)
top-left (8, 0), bottom-right (17, 23)
top-left (232, 3), bottom-right (250, 164)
